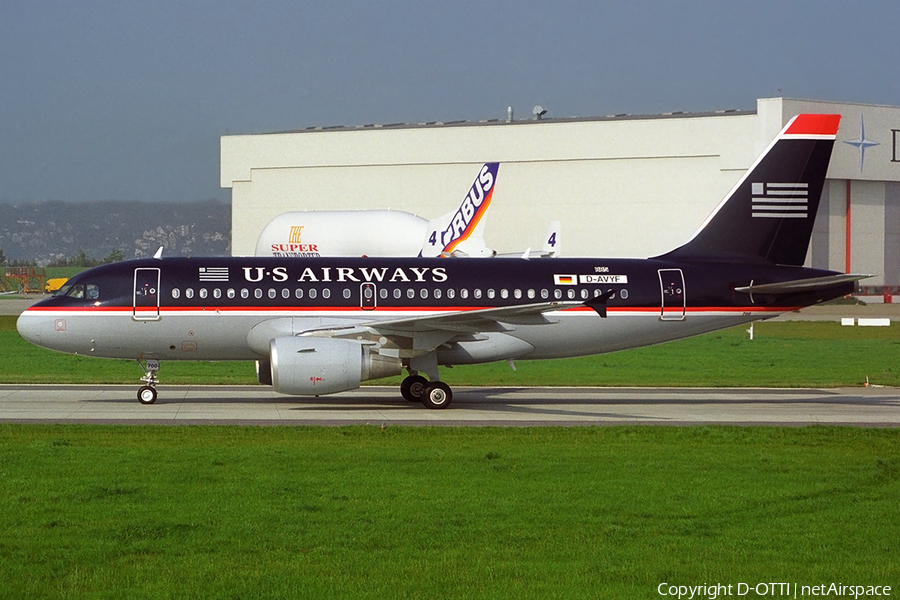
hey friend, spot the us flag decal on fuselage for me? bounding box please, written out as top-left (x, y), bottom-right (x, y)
top-left (199, 267), bottom-right (229, 282)
top-left (751, 182), bottom-right (808, 219)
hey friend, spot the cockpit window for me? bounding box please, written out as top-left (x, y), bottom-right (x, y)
top-left (53, 284), bottom-right (75, 297)
top-left (65, 285), bottom-right (85, 299)
top-left (52, 282), bottom-right (100, 300)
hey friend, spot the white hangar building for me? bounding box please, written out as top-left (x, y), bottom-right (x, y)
top-left (221, 97), bottom-right (900, 291)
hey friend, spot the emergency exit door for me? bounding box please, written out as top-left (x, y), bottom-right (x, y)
top-left (134, 268), bottom-right (161, 321)
top-left (658, 269), bottom-right (685, 321)
top-left (360, 283), bottom-right (377, 310)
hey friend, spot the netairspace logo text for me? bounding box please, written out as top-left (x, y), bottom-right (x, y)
top-left (658, 582), bottom-right (892, 599)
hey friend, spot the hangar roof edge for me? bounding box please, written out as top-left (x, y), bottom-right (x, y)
top-left (232, 108), bottom-right (758, 137)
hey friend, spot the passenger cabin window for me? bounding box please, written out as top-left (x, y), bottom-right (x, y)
top-left (199, 288), bottom-right (208, 299)
top-left (186, 288), bottom-right (195, 299)
top-left (295, 288), bottom-right (303, 299)
top-left (241, 289), bottom-right (249, 299)
top-left (172, 288), bottom-right (181, 299)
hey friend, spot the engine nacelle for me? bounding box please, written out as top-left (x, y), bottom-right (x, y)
top-left (269, 336), bottom-right (401, 396)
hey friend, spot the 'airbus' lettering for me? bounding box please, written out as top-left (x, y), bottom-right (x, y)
top-left (441, 163), bottom-right (498, 252)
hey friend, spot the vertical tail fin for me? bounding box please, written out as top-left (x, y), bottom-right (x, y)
top-left (541, 221), bottom-right (561, 257)
top-left (658, 114), bottom-right (841, 265)
top-left (421, 163), bottom-right (499, 257)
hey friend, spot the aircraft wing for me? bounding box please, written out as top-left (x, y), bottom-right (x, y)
top-left (294, 301), bottom-right (582, 345)
top-left (364, 301), bottom-right (583, 334)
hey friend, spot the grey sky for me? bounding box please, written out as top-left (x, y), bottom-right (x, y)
top-left (1, 0), bottom-right (897, 204)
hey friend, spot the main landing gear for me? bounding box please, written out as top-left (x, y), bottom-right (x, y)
top-left (137, 359), bottom-right (160, 405)
top-left (400, 373), bottom-right (453, 409)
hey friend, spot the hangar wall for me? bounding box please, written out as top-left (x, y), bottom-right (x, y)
top-left (222, 97), bottom-right (900, 287)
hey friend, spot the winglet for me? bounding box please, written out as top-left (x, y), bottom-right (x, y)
top-left (153, 246), bottom-right (164, 259)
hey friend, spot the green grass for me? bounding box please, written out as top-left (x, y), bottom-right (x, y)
top-left (2, 315), bottom-right (899, 387)
top-left (1, 425), bottom-right (898, 599)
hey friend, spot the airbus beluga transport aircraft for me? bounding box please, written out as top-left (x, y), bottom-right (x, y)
top-left (258, 163), bottom-right (503, 258)
top-left (256, 162), bottom-right (562, 260)
top-left (17, 114), bottom-right (864, 409)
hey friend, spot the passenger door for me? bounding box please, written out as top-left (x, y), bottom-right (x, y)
top-left (658, 269), bottom-right (685, 321)
top-left (133, 268), bottom-right (161, 321)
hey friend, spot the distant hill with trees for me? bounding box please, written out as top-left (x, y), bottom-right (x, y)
top-left (0, 199), bottom-right (231, 265)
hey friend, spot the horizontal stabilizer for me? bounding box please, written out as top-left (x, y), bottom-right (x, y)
top-left (735, 274), bottom-right (870, 295)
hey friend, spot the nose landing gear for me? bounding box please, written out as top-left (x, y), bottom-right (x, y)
top-left (137, 359), bottom-right (160, 404)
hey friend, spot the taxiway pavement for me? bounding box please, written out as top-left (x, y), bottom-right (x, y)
top-left (1, 385), bottom-right (898, 426)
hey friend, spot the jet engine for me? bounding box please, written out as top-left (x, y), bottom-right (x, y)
top-left (269, 336), bottom-right (401, 396)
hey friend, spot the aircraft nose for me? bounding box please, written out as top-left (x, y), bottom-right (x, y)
top-left (16, 310), bottom-right (47, 347)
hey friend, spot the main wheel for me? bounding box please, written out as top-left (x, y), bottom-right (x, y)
top-left (137, 385), bottom-right (158, 405)
top-left (400, 375), bottom-right (429, 402)
top-left (421, 381), bottom-right (452, 409)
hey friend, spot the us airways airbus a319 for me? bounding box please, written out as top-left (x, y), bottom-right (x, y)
top-left (17, 114), bottom-right (864, 408)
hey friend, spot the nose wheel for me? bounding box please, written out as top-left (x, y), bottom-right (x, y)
top-left (137, 359), bottom-right (160, 404)
top-left (137, 385), bottom-right (158, 404)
